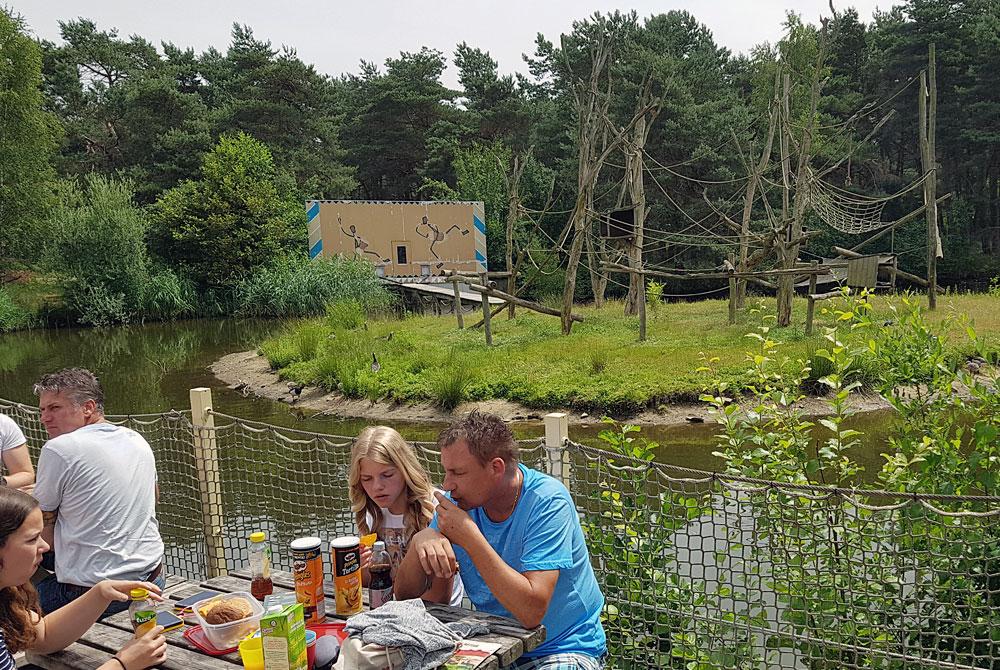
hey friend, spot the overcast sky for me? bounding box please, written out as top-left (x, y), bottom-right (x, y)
top-left (18, 1), bottom-right (898, 87)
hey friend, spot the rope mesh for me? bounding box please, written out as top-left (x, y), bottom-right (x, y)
top-left (4, 395), bottom-right (1000, 669)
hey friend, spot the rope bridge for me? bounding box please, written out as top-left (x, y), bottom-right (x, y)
top-left (4, 395), bottom-right (1000, 670)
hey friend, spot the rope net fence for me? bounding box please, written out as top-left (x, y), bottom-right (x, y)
top-left (4, 395), bottom-right (1000, 669)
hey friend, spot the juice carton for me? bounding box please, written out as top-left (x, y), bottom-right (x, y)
top-left (260, 602), bottom-right (307, 670)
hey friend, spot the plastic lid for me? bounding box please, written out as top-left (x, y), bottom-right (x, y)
top-left (130, 588), bottom-right (149, 600)
top-left (290, 536), bottom-right (322, 550)
top-left (373, 541), bottom-right (385, 551)
top-left (249, 532), bottom-right (266, 543)
top-left (329, 536), bottom-right (360, 549)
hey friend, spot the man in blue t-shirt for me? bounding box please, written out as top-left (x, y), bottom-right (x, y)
top-left (395, 411), bottom-right (607, 669)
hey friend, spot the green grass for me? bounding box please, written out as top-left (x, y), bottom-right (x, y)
top-left (260, 293), bottom-right (1000, 416)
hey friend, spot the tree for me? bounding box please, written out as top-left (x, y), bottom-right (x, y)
top-left (149, 132), bottom-right (304, 290)
top-left (0, 9), bottom-right (60, 261)
top-left (339, 48), bottom-right (460, 199)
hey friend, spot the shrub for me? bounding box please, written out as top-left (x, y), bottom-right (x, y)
top-left (589, 347), bottom-right (610, 375)
top-left (232, 255), bottom-right (394, 318)
top-left (293, 322), bottom-right (326, 361)
top-left (431, 351), bottom-right (476, 410)
top-left (49, 175), bottom-right (149, 325)
top-left (140, 267), bottom-right (197, 321)
top-left (0, 288), bottom-right (33, 332)
top-left (645, 280), bottom-right (664, 312)
top-left (326, 300), bottom-right (366, 331)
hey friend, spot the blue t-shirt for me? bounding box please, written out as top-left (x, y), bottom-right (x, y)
top-left (433, 464), bottom-right (606, 658)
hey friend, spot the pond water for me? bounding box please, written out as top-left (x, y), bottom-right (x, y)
top-left (0, 318), bottom-right (899, 473)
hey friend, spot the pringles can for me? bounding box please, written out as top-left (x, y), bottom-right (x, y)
top-left (290, 536), bottom-right (326, 623)
top-left (330, 536), bottom-right (363, 616)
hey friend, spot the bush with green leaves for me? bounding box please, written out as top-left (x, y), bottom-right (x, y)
top-left (149, 133), bottom-right (305, 291)
top-left (48, 174), bottom-right (150, 325)
top-left (697, 294), bottom-right (1000, 669)
top-left (0, 288), bottom-right (34, 332)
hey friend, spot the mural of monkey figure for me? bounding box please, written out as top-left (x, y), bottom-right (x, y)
top-left (415, 215), bottom-right (469, 269)
top-left (340, 215), bottom-right (390, 263)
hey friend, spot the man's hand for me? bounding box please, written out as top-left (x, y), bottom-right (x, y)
top-left (433, 492), bottom-right (481, 549)
top-left (95, 580), bottom-right (163, 604)
top-left (411, 527), bottom-right (458, 579)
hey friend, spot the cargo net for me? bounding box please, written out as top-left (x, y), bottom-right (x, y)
top-left (806, 167), bottom-right (932, 235)
top-left (185, 412), bottom-right (551, 579)
top-left (566, 439), bottom-right (1000, 670)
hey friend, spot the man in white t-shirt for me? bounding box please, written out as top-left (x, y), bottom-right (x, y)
top-left (0, 413), bottom-right (34, 490)
top-left (32, 368), bottom-right (164, 617)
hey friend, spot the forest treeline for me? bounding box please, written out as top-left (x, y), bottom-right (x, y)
top-left (2, 0), bottom-right (998, 328)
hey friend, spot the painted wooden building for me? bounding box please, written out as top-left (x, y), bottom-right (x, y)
top-left (306, 200), bottom-right (487, 277)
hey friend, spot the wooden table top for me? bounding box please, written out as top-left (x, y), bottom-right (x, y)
top-left (26, 571), bottom-right (545, 670)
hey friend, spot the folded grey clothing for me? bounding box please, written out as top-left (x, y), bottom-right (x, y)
top-left (345, 599), bottom-right (489, 670)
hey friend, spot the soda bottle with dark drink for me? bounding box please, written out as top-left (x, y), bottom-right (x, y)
top-left (368, 541), bottom-right (393, 610)
top-left (249, 531), bottom-right (273, 600)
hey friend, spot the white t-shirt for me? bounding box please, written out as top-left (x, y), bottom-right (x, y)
top-left (0, 414), bottom-right (26, 453)
top-left (364, 498), bottom-right (465, 607)
top-left (0, 414), bottom-right (27, 478)
top-left (34, 423), bottom-right (163, 586)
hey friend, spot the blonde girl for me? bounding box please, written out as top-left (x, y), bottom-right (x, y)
top-left (348, 426), bottom-right (463, 606)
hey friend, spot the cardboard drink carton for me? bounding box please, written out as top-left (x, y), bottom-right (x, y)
top-left (261, 602), bottom-right (307, 670)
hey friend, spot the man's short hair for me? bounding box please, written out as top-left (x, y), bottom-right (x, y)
top-left (33, 368), bottom-right (105, 413)
top-left (437, 410), bottom-right (518, 465)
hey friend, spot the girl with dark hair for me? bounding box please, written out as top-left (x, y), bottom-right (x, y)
top-left (0, 487), bottom-right (168, 670)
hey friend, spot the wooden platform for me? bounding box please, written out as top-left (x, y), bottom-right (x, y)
top-left (26, 571), bottom-right (544, 670)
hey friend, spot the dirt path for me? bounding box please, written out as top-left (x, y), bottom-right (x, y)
top-left (212, 350), bottom-right (895, 427)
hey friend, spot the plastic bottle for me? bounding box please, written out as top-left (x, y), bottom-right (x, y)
top-left (128, 588), bottom-right (157, 637)
top-left (249, 531), bottom-right (273, 600)
top-left (368, 541), bottom-right (393, 610)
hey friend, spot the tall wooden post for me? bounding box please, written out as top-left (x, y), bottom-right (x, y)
top-left (543, 412), bottom-right (570, 488)
top-left (727, 254), bottom-right (737, 325)
top-left (919, 44), bottom-right (939, 310)
top-left (452, 279), bottom-right (464, 329)
top-left (479, 273), bottom-right (493, 346)
top-left (805, 261), bottom-right (818, 334)
top-left (638, 270), bottom-right (647, 342)
top-left (190, 387), bottom-right (226, 578)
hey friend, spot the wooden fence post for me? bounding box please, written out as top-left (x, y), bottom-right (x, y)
top-left (543, 412), bottom-right (570, 488)
top-left (452, 279), bottom-right (464, 329)
top-left (727, 254), bottom-right (737, 325)
top-left (805, 261), bottom-right (818, 334)
top-left (638, 270), bottom-right (647, 342)
top-left (190, 387), bottom-right (226, 578)
top-left (479, 272), bottom-right (493, 346)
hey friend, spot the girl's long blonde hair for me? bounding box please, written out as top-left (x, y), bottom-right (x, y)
top-left (349, 426), bottom-right (435, 544)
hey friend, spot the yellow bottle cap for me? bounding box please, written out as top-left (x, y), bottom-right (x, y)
top-left (249, 532), bottom-right (266, 543)
top-left (130, 588), bottom-right (148, 600)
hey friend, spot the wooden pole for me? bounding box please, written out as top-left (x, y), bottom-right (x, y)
top-left (452, 279), bottom-right (464, 329)
top-left (919, 44), bottom-right (939, 310)
top-left (805, 261), bottom-right (818, 334)
top-left (479, 272), bottom-right (493, 346)
top-left (543, 412), bottom-right (570, 487)
top-left (727, 254), bottom-right (737, 325)
top-left (467, 284), bottom-right (584, 323)
top-left (190, 387), bottom-right (226, 578)
top-left (638, 270), bottom-right (647, 342)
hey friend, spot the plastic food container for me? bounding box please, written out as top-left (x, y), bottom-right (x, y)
top-left (192, 591), bottom-right (264, 650)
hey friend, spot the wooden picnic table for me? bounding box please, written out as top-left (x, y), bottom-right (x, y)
top-left (26, 570), bottom-right (545, 670)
